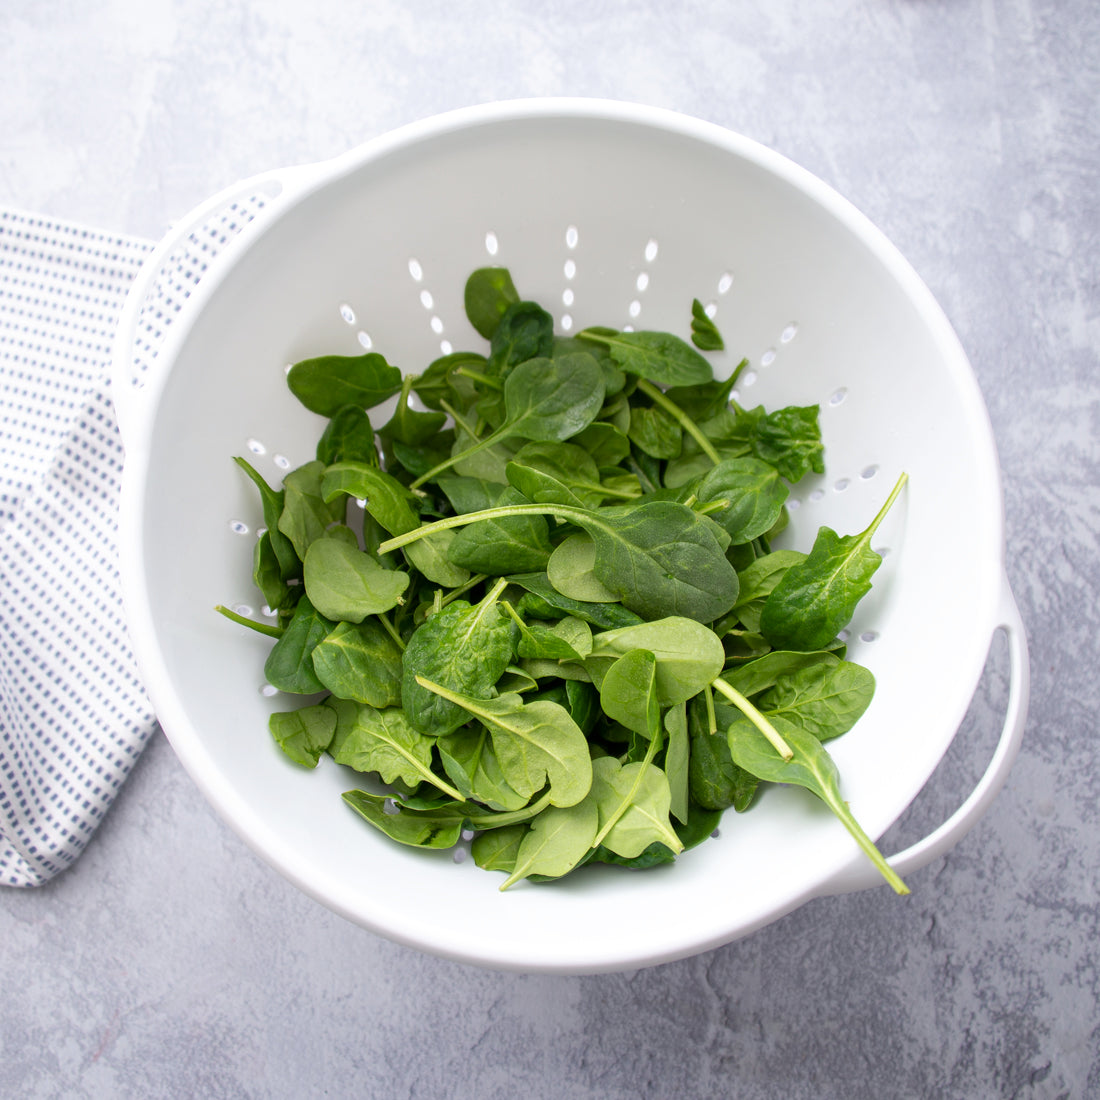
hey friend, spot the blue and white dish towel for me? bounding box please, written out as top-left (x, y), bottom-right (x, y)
top-left (0, 198), bottom-right (283, 886)
top-left (0, 209), bottom-right (159, 885)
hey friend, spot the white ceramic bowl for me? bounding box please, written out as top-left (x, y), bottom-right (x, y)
top-left (114, 100), bottom-right (1028, 973)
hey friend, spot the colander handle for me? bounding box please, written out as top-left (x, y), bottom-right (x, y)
top-left (108, 162), bottom-right (323, 445)
top-left (819, 576), bottom-right (1030, 896)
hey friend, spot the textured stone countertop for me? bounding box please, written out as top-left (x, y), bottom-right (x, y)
top-left (2, 2), bottom-right (1097, 1097)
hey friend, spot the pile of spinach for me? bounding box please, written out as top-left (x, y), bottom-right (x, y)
top-left (219, 267), bottom-right (909, 894)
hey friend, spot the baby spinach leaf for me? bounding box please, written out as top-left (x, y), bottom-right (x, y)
top-left (268, 702), bottom-right (337, 768)
top-left (690, 298), bottom-right (724, 351)
top-left (730, 404), bottom-right (824, 483)
top-left (436, 475), bottom-right (503, 515)
top-left (390, 431), bottom-right (457, 479)
top-left (499, 797), bottom-right (600, 889)
top-left (499, 352), bottom-right (606, 442)
top-left (508, 573), bottom-right (644, 631)
top-left (694, 457), bottom-right (789, 545)
top-left (448, 419), bottom-right (516, 483)
top-left (725, 714), bottom-right (908, 894)
top-left (379, 375), bottom-right (448, 446)
top-left (628, 404), bottom-right (683, 460)
top-left (755, 659), bottom-right (876, 742)
top-left (263, 594), bottom-right (334, 694)
top-left (408, 354), bottom-right (605, 489)
top-left (465, 267), bottom-right (522, 339)
top-left (234, 457), bottom-right (299, 580)
top-left (687, 696), bottom-right (760, 812)
top-left (664, 367), bottom-right (741, 421)
top-left (447, 488), bottom-right (554, 574)
top-left (577, 328), bottom-right (713, 387)
top-left (414, 678), bottom-right (593, 807)
top-left (278, 461), bottom-right (346, 560)
top-left (570, 421), bottom-right (632, 467)
top-left (547, 533), bottom-right (621, 604)
top-left (252, 531), bottom-right (297, 619)
top-left (664, 702), bottom-right (690, 825)
top-left (342, 790), bottom-right (464, 849)
top-left (488, 300), bottom-right (555, 375)
top-left (504, 603), bottom-right (590, 662)
top-left (316, 405), bottom-right (381, 466)
top-left (471, 823), bottom-right (526, 872)
top-left (303, 539), bottom-right (410, 622)
top-left (505, 441), bottom-right (606, 509)
top-left (674, 802), bottom-right (724, 849)
top-left (287, 351), bottom-right (403, 417)
top-left (437, 725), bottom-right (530, 811)
top-left (321, 461), bottom-right (418, 537)
top-left (590, 755), bottom-right (683, 859)
top-left (598, 649), bottom-right (660, 739)
top-left (400, 586), bottom-right (515, 737)
top-left (311, 619), bottom-right (403, 707)
top-left (327, 698), bottom-right (463, 800)
top-left (404, 528), bottom-right (472, 589)
top-left (723, 649), bottom-right (840, 700)
top-left (582, 501), bottom-right (739, 623)
top-left (732, 550), bottom-right (807, 632)
top-left (590, 616), bottom-right (726, 707)
top-left (411, 352), bottom-right (484, 411)
top-left (588, 841), bottom-right (677, 870)
top-left (519, 658), bottom-right (593, 685)
top-left (760, 473), bottom-right (906, 651)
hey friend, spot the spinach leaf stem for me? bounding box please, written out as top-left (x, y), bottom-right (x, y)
top-left (375, 611), bottom-right (407, 651)
top-left (635, 378), bottom-right (722, 464)
top-left (589, 728), bottom-right (664, 851)
top-left (465, 791), bottom-right (554, 830)
top-left (214, 604), bottom-right (284, 639)
top-left (454, 366), bottom-right (502, 390)
top-left (711, 676), bottom-right (794, 760)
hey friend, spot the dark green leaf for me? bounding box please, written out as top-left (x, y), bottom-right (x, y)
top-left (263, 594), bottom-right (334, 694)
top-left (311, 618), bottom-right (403, 707)
top-left (730, 404), bottom-right (824, 483)
top-left (327, 698), bottom-right (462, 798)
top-left (268, 702), bottom-right (337, 768)
top-left (577, 328), bottom-right (713, 387)
top-left (488, 300), bottom-right (555, 375)
top-left (234, 456), bottom-right (299, 580)
top-left (416, 679), bottom-right (593, 807)
top-left (447, 488), bottom-right (555, 574)
top-left (695, 457), bottom-right (789, 545)
top-left (401, 594), bottom-right (515, 737)
top-left (277, 461), bottom-right (345, 560)
top-left (437, 726), bottom-right (530, 811)
top-left (287, 352), bottom-right (403, 417)
top-left (316, 405), bottom-right (381, 466)
top-left (756, 659), bottom-right (876, 742)
top-left (508, 572), bottom-right (644, 630)
top-left (465, 267), bottom-right (522, 339)
top-left (303, 539), bottom-right (410, 622)
top-left (690, 298), bottom-right (725, 351)
top-left (500, 352), bottom-right (606, 442)
top-left (342, 790), bottom-right (464, 849)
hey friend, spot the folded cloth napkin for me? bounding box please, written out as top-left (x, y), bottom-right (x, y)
top-left (0, 209), bottom-right (159, 886)
top-left (1, 196), bottom-right (273, 887)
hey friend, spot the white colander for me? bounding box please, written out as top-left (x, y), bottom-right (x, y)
top-left (112, 99), bottom-right (1028, 974)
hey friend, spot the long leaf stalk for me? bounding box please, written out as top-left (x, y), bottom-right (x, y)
top-left (634, 378), bottom-right (722, 465)
top-left (214, 604), bottom-right (284, 639)
top-left (711, 676), bottom-right (794, 761)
